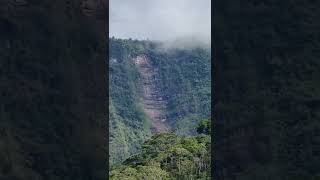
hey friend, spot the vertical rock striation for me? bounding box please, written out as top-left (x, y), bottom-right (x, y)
top-left (134, 55), bottom-right (170, 133)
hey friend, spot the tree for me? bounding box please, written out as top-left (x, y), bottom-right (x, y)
top-left (197, 119), bottom-right (211, 135)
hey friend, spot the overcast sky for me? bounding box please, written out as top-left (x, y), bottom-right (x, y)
top-left (109, 0), bottom-right (211, 42)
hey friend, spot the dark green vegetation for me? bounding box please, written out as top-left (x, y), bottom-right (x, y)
top-left (214, 0), bottom-right (320, 179)
top-left (109, 38), bottom-right (211, 165)
top-left (149, 45), bottom-right (211, 135)
top-left (109, 38), bottom-right (151, 165)
top-left (109, 120), bottom-right (211, 180)
top-left (1, 1), bottom-right (107, 179)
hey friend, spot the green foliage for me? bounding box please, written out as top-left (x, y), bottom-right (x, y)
top-left (110, 164), bottom-right (170, 180)
top-left (147, 47), bottom-right (211, 135)
top-left (109, 38), bottom-right (211, 165)
top-left (109, 38), bottom-right (151, 165)
top-left (110, 121), bottom-right (211, 179)
top-left (197, 119), bottom-right (211, 135)
top-left (109, 132), bottom-right (211, 179)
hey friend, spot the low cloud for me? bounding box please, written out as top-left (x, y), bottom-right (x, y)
top-left (110, 0), bottom-right (211, 45)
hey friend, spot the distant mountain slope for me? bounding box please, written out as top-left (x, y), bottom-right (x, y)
top-left (109, 39), bottom-right (151, 165)
top-left (147, 46), bottom-right (211, 135)
top-left (109, 38), bottom-right (211, 165)
top-left (134, 54), bottom-right (170, 133)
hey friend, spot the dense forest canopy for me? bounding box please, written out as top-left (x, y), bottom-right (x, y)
top-left (109, 119), bottom-right (211, 180)
top-left (109, 38), bottom-right (211, 166)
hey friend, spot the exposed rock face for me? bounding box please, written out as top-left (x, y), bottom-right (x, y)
top-left (134, 55), bottom-right (170, 133)
top-left (0, 0), bottom-right (107, 179)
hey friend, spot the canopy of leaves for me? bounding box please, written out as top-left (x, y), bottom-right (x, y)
top-left (109, 38), bottom-right (211, 165)
top-left (109, 133), bottom-right (211, 180)
top-left (197, 119), bottom-right (211, 135)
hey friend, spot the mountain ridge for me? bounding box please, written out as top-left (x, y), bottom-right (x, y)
top-left (109, 38), bottom-right (211, 165)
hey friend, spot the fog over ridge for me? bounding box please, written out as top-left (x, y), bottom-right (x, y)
top-left (110, 0), bottom-right (211, 45)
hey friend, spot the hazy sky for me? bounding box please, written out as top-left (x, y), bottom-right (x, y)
top-left (109, 0), bottom-right (211, 42)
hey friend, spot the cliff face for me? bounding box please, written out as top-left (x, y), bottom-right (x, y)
top-left (134, 55), bottom-right (170, 133)
top-left (109, 38), bottom-right (211, 165)
top-left (0, 1), bottom-right (107, 179)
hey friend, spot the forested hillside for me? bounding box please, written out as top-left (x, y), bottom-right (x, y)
top-left (148, 46), bottom-right (211, 135)
top-left (109, 38), bottom-right (211, 165)
top-left (110, 119), bottom-right (211, 180)
top-left (109, 39), bottom-right (151, 165)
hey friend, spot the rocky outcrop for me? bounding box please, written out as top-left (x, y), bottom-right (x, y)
top-left (134, 55), bottom-right (170, 133)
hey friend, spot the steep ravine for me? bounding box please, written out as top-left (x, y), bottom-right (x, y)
top-left (134, 55), bottom-right (170, 133)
